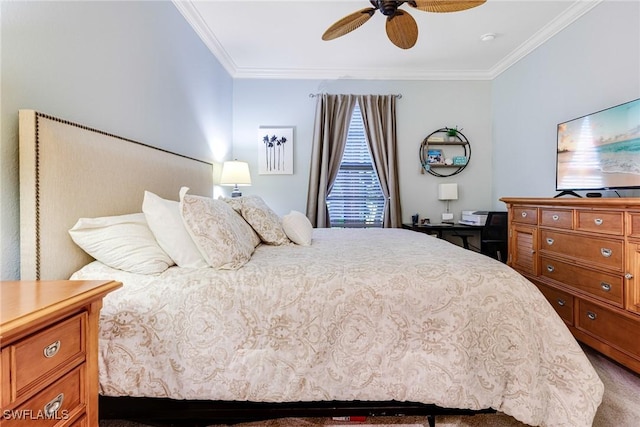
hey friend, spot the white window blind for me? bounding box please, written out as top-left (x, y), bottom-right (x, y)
top-left (326, 103), bottom-right (385, 228)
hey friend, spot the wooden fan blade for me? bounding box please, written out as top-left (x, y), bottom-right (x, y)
top-left (386, 10), bottom-right (418, 49)
top-left (322, 7), bottom-right (376, 41)
top-left (412, 0), bottom-right (486, 13)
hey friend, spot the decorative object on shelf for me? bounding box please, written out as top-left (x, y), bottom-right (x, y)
top-left (220, 160), bottom-right (252, 197)
top-left (453, 156), bottom-right (468, 166)
top-left (426, 148), bottom-right (444, 164)
top-left (446, 126), bottom-right (462, 142)
top-left (438, 183), bottom-right (458, 222)
top-left (259, 126), bottom-right (294, 175)
top-left (419, 127), bottom-right (471, 177)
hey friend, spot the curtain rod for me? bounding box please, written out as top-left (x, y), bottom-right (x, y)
top-left (309, 93), bottom-right (402, 99)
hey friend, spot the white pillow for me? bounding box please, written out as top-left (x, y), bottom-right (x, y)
top-left (142, 191), bottom-right (208, 268)
top-left (282, 210), bottom-right (313, 246)
top-left (179, 187), bottom-right (258, 270)
top-left (69, 213), bottom-right (174, 275)
top-left (222, 195), bottom-right (290, 245)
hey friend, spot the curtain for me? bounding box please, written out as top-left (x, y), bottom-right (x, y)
top-left (357, 94), bottom-right (402, 227)
top-left (306, 94), bottom-right (357, 227)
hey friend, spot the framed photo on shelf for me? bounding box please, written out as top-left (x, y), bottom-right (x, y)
top-left (453, 155), bottom-right (468, 166)
top-left (426, 149), bottom-right (444, 164)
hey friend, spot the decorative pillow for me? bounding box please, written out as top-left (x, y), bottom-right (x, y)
top-left (282, 210), bottom-right (313, 246)
top-left (179, 187), bottom-right (258, 270)
top-left (142, 191), bottom-right (208, 268)
top-left (68, 213), bottom-right (174, 275)
top-left (222, 195), bottom-right (290, 245)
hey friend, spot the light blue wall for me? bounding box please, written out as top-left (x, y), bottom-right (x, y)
top-left (492, 0), bottom-right (640, 201)
top-left (0, 1), bottom-right (234, 280)
top-left (232, 79), bottom-right (493, 223)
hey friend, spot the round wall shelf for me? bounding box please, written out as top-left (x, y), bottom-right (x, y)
top-left (419, 127), bottom-right (471, 177)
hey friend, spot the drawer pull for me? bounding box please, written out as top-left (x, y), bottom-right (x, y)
top-left (552, 214), bottom-right (559, 221)
top-left (546, 238), bottom-right (554, 246)
top-left (601, 282), bottom-right (611, 292)
top-left (557, 298), bottom-right (566, 307)
top-left (586, 311), bottom-right (597, 321)
top-left (44, 393), bottom-right (64, 417)
top-left (594, 218), bottom-right (603, 226)
top-left (521, 212), bottom-right (527, 218)
top-left (600, 248), bottom-right (612, 258)
top-left (546, 264), bottom-right (555, 273)
top-left (626, 273), bottom-right (634, 280)
top-left (43, 340), bottom-right (61, 358)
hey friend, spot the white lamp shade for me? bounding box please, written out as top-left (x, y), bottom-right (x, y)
top-left (438, 183), bottom-right (458, 200)
top-left (220, 161), bottom-right (251, 186)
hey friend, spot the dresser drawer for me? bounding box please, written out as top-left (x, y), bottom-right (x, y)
top-left (577, 210), bottom-right (624, 235)
top-left (577, 300), bottom-right (640, 359)
top-left (540, 256), bottom-right (623, 307)
top-left (7, 366), bottom-right (84, 427)
top-left (512, 207), bottom-right (537, 225)
top-left (535, 282), bottom-right (574, 325)
top-left (629, 212), bottom-right (640, 239)
top-left (12, 313), bottom-right (86, 398)
top-left (540, 230), bottom-right (623, 271)
top-left (540, 209), bottom-right (573, 229)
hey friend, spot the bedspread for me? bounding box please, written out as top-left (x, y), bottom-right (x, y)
top-left (71, 228), bottom-right (603, 426)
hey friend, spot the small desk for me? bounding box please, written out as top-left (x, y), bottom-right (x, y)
top-left (402, 222), bottom-right (484, 250)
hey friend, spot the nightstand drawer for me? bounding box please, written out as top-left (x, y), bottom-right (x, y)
top-left (8, 366), bottom-right (84, 427)
top-left (12, 313), bottom-right (86, 397)
top-left (540, 256), bottom-right (623, 307)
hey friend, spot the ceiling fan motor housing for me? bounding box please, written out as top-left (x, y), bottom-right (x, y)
top-left (371, 0), bottom-right (412, 16)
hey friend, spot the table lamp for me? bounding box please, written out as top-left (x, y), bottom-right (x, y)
top-left (438, 183), bottom-right (458, 222)
top-left (220, 160), bottom-right (251, 197)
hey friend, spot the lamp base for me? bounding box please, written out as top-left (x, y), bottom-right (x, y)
top-left (231, 185), bottom-right (242, 198)
top-left (441, 212), bottom-right (454, 221)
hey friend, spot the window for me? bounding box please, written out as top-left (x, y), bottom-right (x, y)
top-left (326, 103), bottom-right (385, 228)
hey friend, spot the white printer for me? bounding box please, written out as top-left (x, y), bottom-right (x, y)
top-left (459, 210), bottom-right (488, 226)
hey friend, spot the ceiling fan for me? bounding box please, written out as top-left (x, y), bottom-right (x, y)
top-left (322, 0), bottom-right (487, 49)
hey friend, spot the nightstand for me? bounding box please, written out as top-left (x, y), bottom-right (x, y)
top-left (1, 280), bottom-right (122, 426)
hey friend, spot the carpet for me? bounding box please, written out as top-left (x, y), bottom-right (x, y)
top-left (100, 345), bottom-right (640, 427)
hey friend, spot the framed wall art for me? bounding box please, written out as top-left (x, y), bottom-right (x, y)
top-left (258, 127), bottom-right (294, 175)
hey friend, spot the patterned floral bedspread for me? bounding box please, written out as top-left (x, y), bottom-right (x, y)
top-left (71, 228), bottom-right (603, 426)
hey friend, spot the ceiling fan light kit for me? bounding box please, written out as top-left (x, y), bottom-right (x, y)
top-left (322, 0), bottom-right (487, 49)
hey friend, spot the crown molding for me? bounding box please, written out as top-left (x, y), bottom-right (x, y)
top-left (174, 0), bottom-right (604, 81)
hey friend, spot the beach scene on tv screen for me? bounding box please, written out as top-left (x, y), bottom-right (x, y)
top-left (557, 99), bottom-right (640, 190)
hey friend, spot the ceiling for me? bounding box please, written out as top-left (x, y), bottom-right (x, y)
top-left (173, 0), bottom-right (603, 80)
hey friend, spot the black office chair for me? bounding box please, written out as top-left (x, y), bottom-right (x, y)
top-left (481, 211), bottom-right (508, 263)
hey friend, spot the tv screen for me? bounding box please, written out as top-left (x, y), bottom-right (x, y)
top-left (556, 98), bottom-right (640, 193)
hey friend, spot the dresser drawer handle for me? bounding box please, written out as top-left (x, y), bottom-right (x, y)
top-left (626, 273), bottom-right (634, 280)
top-left (600, 248), bottom-right (612, 258)
top-left (586, 311), bottom-right (597, 321)
top-left (594, 218), bottom-right (603, 226)
top-left (552, 214), bottom-right (559, 221)
top-left (546, 238), bottom-right (554, 246)
top-left (546, 264), bottom-right (555, 273)
top-left (601, 282), bottom-right (611, 292)
top-left (43, 340), bottom-right (61, 358)
top-left (44, 393), bottom-right (64, 418)
top-left (557, 298), bottom-right (566, 307)
top-left (521, 212), bottom-right (527, 218)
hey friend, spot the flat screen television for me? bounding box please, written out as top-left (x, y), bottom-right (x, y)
top-left (556, 98), bottom-right (640, 196)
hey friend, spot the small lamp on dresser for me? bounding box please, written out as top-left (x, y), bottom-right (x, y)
top-left (220, 160), bottom-right (252, 197)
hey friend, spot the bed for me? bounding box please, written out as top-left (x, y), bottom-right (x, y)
top-left (18, 110), bottom-right (604, 427)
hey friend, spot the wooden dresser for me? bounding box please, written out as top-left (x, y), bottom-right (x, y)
top-left (501, 198), bottom-right (640, 373)
top-left (1, 280), bottom-right (122, 426)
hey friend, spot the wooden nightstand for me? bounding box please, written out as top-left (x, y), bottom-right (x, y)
top-left (1, 280), bottom-right (122, 426)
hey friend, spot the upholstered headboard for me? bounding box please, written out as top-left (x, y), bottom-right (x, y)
top-left (19, 110), bottom-right (213, 280)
